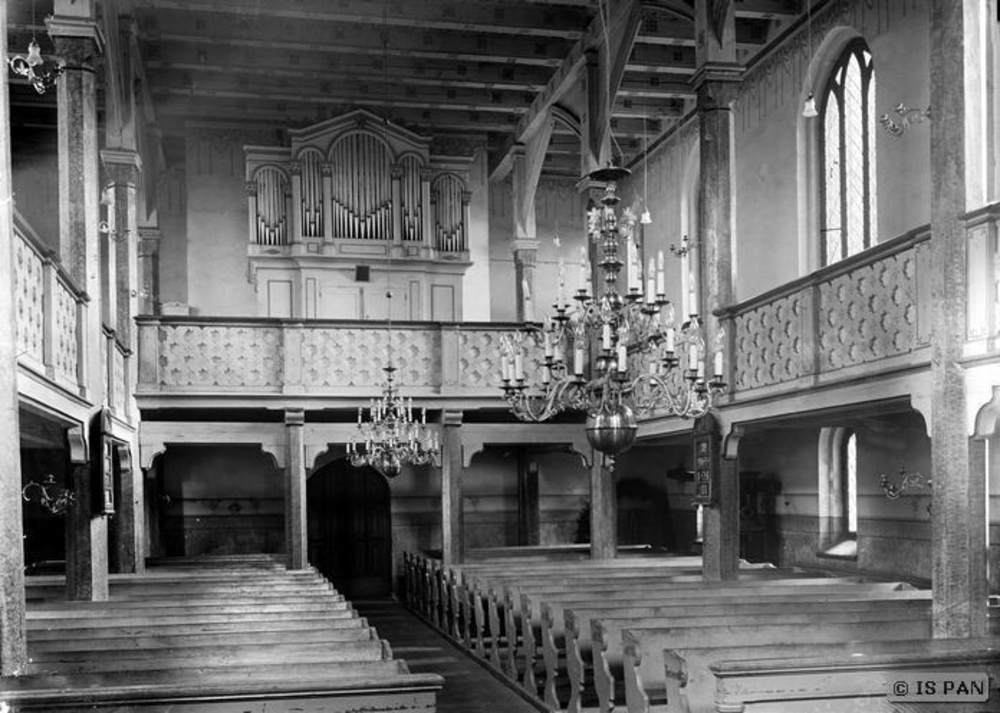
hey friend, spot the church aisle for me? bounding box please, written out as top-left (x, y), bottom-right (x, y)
top-left (353, 598), bottom-right (544, 713)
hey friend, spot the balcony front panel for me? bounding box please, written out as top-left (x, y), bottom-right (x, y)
top-left (138, 318), bottom-right (527, 404)
top-left (724, 226), bottom-right (933, 397)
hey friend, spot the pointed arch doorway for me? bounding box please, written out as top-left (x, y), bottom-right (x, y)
top-left (307, 459), bottom-right (393, 598)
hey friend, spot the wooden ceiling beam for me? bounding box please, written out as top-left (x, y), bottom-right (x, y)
top-left (138, 20), bottom-right (576, 68)
top-left (143, 52), bottom-right (554, 93)
top-left (135, 0), bottom-right (592, 39)
top-left (734, 0), bottom-right (800, 20)
top-left (150, 84), bottom-right (529, 117)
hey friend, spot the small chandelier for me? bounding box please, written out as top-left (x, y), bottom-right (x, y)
top-left (8, 1), bottom-right (65, 95)
top-left (500, 166), bottom-right (726, 465)
top-left (348, 358), bottom-right (440, 477)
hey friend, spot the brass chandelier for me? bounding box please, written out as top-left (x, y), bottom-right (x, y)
top-left (348, 349), bottom-right (440, 478)
top-left (500, 165), bottom-right (726, 463)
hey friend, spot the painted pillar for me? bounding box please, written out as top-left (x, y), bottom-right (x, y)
top-left (929, 0), bottom-right (990, 638)
top-left (589, 452), bottom-right (617, 560)
top-left (441, 410), bottom-right (464, 566)
top-left (137, 226), bottom-right (161, 315)
top-left (285, 408), bottom-right (308, 570)
top-left (50, 1), bottom-right (109, 602)
top-left (517, 448), bottom-right (540, 546)
top-left (0, 4), bottom-right (28, 676)
top-left (692, 0), bottom-right (741, 582)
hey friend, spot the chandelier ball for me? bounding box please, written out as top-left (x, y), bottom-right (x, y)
top-left (585, 404), bottom-right (638, 455)
top-left (377, 451), bottom-right (402, 478)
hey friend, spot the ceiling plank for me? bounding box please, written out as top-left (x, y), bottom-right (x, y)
top-left (136, 0), bottom-right (592, 39)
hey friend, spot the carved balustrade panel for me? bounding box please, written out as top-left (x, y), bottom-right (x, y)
top-left (732, 292), bottom-right (806, 391)
top-left (14, 232), bottom-right (45, 366)
top-left (53, 280), bottom-right (79, 384)
top-left (458, 328), bottom-right (544, 389)
top-left (301, 327), bottom-right (437, 388)
top-left (157, 324), bottom-right (284, 388)
top-left (817, 246), bottom-right (924, 371)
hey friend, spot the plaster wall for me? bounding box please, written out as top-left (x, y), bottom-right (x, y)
top-left (185, 135), bottom-right (258, 317)
top-left (158, 444), bottom-right (285, 556)
top-left (489, 177), bottom-right (587, 322)
top-left (11, 135), bottom-right (59, 250)
top-left (733, 0), bottom-right (930, 302)
top-left (156, 166), bottom-right (188, 307)
top-left (738, 410), bottom-right (932, 582)
top-left (463, 148), bottom-right (491, 321)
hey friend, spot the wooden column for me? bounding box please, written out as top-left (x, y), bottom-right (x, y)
top-left (692, 0), bottom-right (741, 583)
top-left (51, 2), bottom-right (109, 602)
top-left (137, 227), bottom-right (161, 315)
top-left (101, 149), bottom-right (141, 348)
top-left (110, 445), bottom-right (139, 574)
top-left (929, 0), bottom-right (989, 638)
top-left (65, 419), bottom-right (108, 601)
top-left (517, 448), bottom-right (540, 546)
top-left (285, 409), bottom-right (308, 570)
top-left (589, 452), bottom-right (616, 560)
top-left (441, 410), bottom-right (464, 566)
top-left (0, 4), bottom-right (27, 675)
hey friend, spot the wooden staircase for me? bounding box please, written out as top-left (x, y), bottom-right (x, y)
top-left (2, 554), bottom-right (442, 712)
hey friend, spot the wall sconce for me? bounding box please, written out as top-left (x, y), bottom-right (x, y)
top-left (22, 474), bottom-right (76, 515)
top-left (669, 235), bottom-right (696, 258)
top-left (99, 221), bottom-right (130, 243)
top-left (879, 104), bottom-right (931, 137)
top-left (878, 467), bottom-right (932, 499)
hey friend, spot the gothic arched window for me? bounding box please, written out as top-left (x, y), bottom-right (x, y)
top-left (820, 40), bottom-right (878, 265)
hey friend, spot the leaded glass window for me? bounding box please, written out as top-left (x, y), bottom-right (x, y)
top-left (820, 41), bottom-right (877, 265)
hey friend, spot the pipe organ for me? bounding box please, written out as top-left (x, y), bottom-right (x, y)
top-left (245, 109), bottom-right (473, 321)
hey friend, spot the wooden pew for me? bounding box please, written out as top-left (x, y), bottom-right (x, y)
top-left (710, 639), bottom-right (1000, 713)
top-left (534, 586), bottom-right (925, 711)
top-left (617, 615), bottom-right (934, 713)
top-left (4, 558), bottom-right (444, 712)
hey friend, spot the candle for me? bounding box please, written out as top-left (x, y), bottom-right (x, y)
top-left (357, 407), bottom-right (362, 424)
top-left (522, 278), bottom-right (534, 322)
top-left (422, 408), bottom-right (427, 425)
top-left (543, 329), bottom-right (553, 358)
top-left (542, 365), bottom-right (551, 384)
top-left (557, 259), bottom-right (566, 308)
top-left (665, 327), bottom-right (675, 353)
top-left (646, 258), bottom-right (656, 303)
top-left (648, 361), bottom-right (658, 376)
top-left (688, 343), bottom-right (698, 369)
top-left (514, 351), bottom-right (525, 380)
top-left (574, 346), bottom-right (585, 375)
top-left (697, 359), bottom-right (705, 380)
top-left (502, 358), bottom-right (511, 382)
top-left (714, 350), bottom-right (723, 378)
top-left (627, 238), bottom-right (639, 292)
top-left (601, 323), bottom-right (611, 350)
top-left (554, 340), bottom-right (565, 364)
top-left (617, 343), bottom-right (628, 373)
top-left (656, 250), bottom-right (665, 295)
top-left (579, 246), bottom-right (589, 292)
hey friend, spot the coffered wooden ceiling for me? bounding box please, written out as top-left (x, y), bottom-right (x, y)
top-left (8, 0), bottom-right (802, 177)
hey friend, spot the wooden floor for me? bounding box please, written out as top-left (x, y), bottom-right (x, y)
top-left (354, 598), bottom-right (544, 713)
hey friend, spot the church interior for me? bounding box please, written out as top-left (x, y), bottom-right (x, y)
top-left (2, 0), bottom-right (1000, 711)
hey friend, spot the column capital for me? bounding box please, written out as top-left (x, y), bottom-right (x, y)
top-left (420, 167), bottom-right (434, 182)
top-left (390, 164), bottom-right (405, 179)
top-left (289, 161), bottom-right (302, 176)
top-left (284, 408), bottom-right (306, 427)
top-left (692, 62), bottom-right (743, 100)
top-left (512, 238), bottom-right (540, 258)
top-left (441, 410), bottom-right (463, 428)
top-left (48, 16), bottom-right (104, 66)
top-left (101, 148), bottom-right (142, 186)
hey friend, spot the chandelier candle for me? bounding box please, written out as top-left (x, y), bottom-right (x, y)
top-left (500, 165), bottom-right (727, 463)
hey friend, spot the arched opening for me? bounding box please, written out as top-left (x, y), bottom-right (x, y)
top-left (307, 460), bottom-right (392, 598)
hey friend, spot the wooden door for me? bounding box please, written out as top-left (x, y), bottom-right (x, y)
top-left (307, 460), bottom-right (392, 597)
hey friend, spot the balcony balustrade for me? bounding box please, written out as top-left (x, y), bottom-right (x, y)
top-left (13, 208), bottom-right (132, 421)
